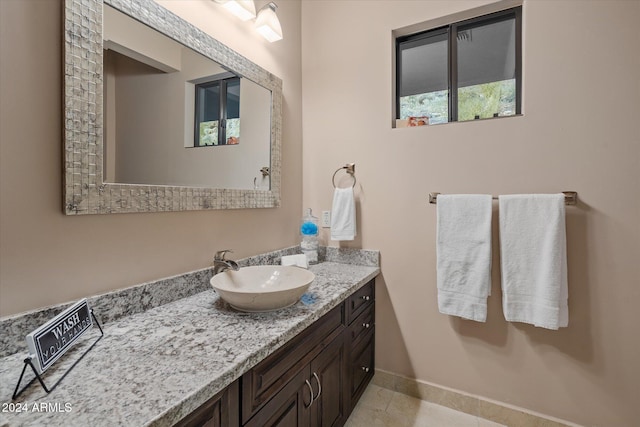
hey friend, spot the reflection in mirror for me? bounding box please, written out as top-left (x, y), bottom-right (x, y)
top-left (63, 0), bottom-right (282, 214)
top-left (103, 5), bottom-right (271, 190)
top-left (194, 74), bottom-right (241, 147)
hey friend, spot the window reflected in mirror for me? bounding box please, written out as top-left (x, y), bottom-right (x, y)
top-left (195, 76), bottom-right (241, 147)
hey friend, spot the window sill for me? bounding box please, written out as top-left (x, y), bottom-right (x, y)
top-left (393, 113), bottom-right (522, 129)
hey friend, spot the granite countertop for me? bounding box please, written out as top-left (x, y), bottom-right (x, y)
top-left (0, 260), bottom-right (379, 427)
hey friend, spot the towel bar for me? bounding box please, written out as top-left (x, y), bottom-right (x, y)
top-left (429, 191), bottom-right (578, 205)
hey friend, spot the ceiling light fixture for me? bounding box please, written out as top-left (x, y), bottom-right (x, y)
top-left (214, 0), bottom-right (256, 22)
top-left (255, 2), bottom-right (283, 42)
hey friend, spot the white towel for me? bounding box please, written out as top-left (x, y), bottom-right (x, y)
top-left (330, 187), bottom-right (356, 241)
top-left (436, 195), bottom-right (492, 322)
top-left (499, 194), bottom-right (568, 330)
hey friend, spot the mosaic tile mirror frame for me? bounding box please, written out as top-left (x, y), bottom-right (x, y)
top-left (63, 0), bottom-right (282, 214)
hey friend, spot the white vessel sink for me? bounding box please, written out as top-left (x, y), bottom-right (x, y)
top-left (210, 266), bottom-right (315, 312)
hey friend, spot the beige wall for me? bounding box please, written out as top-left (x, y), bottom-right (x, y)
top-left (302, 0), bottom-right (639, 426)
top-left (0, 0), bottom-right (302, 315)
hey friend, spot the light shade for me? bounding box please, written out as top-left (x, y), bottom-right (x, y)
top-left (255, 2), bottom-right (283, 42)
top-left (215, 0), bottom-right (256, 21)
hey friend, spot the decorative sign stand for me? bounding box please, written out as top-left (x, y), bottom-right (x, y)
top-left (12, 299), bottom-right (104, 400)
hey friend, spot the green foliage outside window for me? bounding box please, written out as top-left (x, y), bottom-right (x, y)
top-left (400, 90), bottom-right (448, 124)
top-left (458, 79), bottom-right (515, 121)
top-left (399, 79), bottom-right (515, 124)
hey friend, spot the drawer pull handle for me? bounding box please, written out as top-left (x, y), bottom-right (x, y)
top-left (361, 366), bottom-right (370, 373)
top-left (362, 323), bottom-right (370, 328)
top-left (361, 295), bottom-right (370, 301)
top-left (312, 372), bottom-right (322, 400)
top-left (304, 379), bottom-right (315, 408)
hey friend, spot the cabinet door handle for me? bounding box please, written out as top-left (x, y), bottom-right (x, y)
top-left (362, 323), bottom-right (370, 328)
top-left (312, 372), bottom-right (322, 401)
top-left (361, 295), bottom-right (370, 301)
top-left (304, 379), bottom-right (315, 408)
top-left (361, 366), bottom-right (370, 373)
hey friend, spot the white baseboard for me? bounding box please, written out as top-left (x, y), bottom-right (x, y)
top-left (372, 369), bottom-right (581, 427)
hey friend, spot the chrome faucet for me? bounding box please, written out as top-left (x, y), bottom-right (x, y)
top-left (213, 250), bottom-right (240, 274)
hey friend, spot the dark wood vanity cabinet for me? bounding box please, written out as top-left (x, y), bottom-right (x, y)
top-left (345, 281), bottom-right (375, 414)
top-left (241, 301), bottom-right (347, 427)
top-left (244, 334), bottom-right (346, 427)
top-left (241, 279), bottom-right (375, 427)
top-left (309, 333), bottom-right (347, 426)
top-left (348, 328), bottom-right (374, 410)
top-left (243, 279), bottom-right (375, 427)
top-left (175, 379), bottom-right (240, 427)
top-left (175, 279), bottom-right (375, 427)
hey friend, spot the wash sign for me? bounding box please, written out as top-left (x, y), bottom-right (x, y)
top-left (26, 299), bottom-right (93, 374)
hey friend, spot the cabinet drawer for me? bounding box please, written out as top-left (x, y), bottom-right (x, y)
top-left (348, 303), bottom-right (374, 347)
top-left (346, 279), bottom-right (375, 325)
top-left (242, 304), bottom-right (345, 424)
top-left (349, 329), bottom-right (374, 402)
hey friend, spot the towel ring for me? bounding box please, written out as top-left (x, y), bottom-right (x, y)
top-left (332, 163), bottom-right (356, 188)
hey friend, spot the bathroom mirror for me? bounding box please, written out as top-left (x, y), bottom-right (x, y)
top-left (63, 0), bottom-right (282, 214)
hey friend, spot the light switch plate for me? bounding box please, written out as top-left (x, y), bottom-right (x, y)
top-left (322, 211), bottom-right (331, 228)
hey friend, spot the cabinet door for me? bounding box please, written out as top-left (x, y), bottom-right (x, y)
top-left (309, 335), bottom-right (346, 427)
top-left (174, 379), bottom-right (239, 427)
top-left (245, 369), bottom-right (312, 427)
top-left (242, 305), bottom-right (345, 424)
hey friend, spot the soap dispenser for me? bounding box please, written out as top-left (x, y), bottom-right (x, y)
top-left (300, 208), bottom-right (319, 264)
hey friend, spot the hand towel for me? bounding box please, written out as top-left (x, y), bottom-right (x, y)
top-left (331, 187), bottom-right (356, 241)
top-left (437, 195), bottom-right (493, 322)
top-left (499, 194), bottom-right (568, 330)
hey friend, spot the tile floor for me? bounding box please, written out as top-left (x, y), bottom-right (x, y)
top-left (345, 384), bottom-right (507, 427)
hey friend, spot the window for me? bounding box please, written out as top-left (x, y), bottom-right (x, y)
top-left (396, 7), bottom-right (521, 125)
top-left (195, 76), bottom-right (240, 146)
